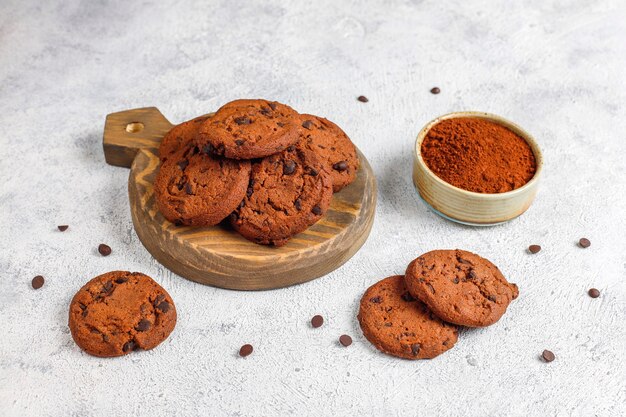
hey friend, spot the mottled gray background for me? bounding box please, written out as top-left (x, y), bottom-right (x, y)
top-left (1, 0), bottom-right (625, 416)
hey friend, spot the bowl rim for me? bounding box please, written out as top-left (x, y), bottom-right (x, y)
top-left (414, 111), bottom-right (544, 199)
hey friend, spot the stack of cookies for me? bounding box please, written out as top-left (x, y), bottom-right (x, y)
top-left (358, 250), bottom-right (519, 359)
top-left (154, 99), bottom-right (359, 246)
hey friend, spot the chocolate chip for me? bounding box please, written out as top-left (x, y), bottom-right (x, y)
top-left (311, 315), bottom-right (324, 328)
top-left (136, 319), bottom-right (151, 332)
top-left (283, 160), bottom-right (296, 175)
top-left (185, 183), bottom-right (193, 195)
top-left (234, 116), bottom-right (251, 125)
top-left (202, 144), bottom-right (214, 154)
top-left (430, 87), bottom-right (441, 94)
top-left (487, 295), bottom-right (497, 302)
top-left (384, 322), bottom-right (392, 327)
top-left (57, 225), bottom-right (69, 232)
top-left (370, 296), bottom-right (382, 304)
top-left (308, 168), bottom-right (318, 176)
top-left (156, 301), bottom-right (171, 313)
top-left (122, 340), bottom-right (137, 353)
top-left (235, 139), bottom-right (245, 146)
top-left (411, 343), bottom-right (421, 356)
top-left (453, 277), bottom-right (459, 284)
top-left (357, 95), bottom-right (368, 103)
top-left (31, 275), bottom-right (44, 289)
top-left (277, 122), bottom-right (285, 127)
top-left (528, 245), bottom-right (541, 254)
top-left (332, 161), bottom-right (348, 172)
top-left (588, 288), bottom-right (600, 298)
top-left (115, 277), bottom-right (128, 284)
top-left (246, 187), bottom-right (254, 198)
top-left (174, 219), bottom-right (184, 226)
top-left (177, 159), bottom-right (189, 170)
top-left (103, 280), bottom-right (113, 293)
top-left (260, 107), bottom-right (271, 116)
top-left (579, 238), bottom-right (591, 248)
top-left (311, 205), bottom-right (322, 215)
top-left (155, 294), bottom-right (165, 305)
top-left (239, 344), bottom-right (253, 357)
top-left (98, 244), bottom-right (112, 256)
top-left (294, 198), bottom-right (302, 211)
top-left (268, 102), bottom-right (277, 110)
top-left (401, 292), bottom-right (416, 302)
top-left (301, 120), bottom-right (313, 130)
top-left (339, 335), bottom-right (352, 347)
top-left (542, 349), bottom-right (555, 362)
top-left (468, 270), bottom-right (478, 280)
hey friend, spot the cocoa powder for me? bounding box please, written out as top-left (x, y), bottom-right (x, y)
top-left (421, 117), bottom-right (536, 193)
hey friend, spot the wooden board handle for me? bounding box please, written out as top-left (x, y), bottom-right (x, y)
top-left (103, 107), bottom-right (173, 168)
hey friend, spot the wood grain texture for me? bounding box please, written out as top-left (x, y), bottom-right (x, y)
top-left (104, 107), bottom-right (377, 290)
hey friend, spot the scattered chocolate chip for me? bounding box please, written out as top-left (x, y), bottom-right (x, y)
top-left (177, 159), bottom-right (189, 170)
top-left (529, 245), bottom-right (541, 254)
top-left (430, 87), bottom-right (441, 94)
top-left (185, 183), bottom-right (193, 195)
top-left (542, 349), bottom-right (555, 362)
top-left (122, 340), bottom-right (137, 353)
top-left (98, 244), bottom-right (112, 256)
top-left (239, 344), bottom-right (253, 357)
top-left (370, 296), bottom-right (382, 304)
top-left (411, 343), bottom-right (421, 356)
top-left (294, 198), bottom-right (302, 211)
top-left (311, 205), bottom-right (322, 215)
top-left (57, 225), bottom-right (69, 232)
top-left (579, 238), bottom-right (591, 248)
top-left (115, 277), bottom-right (128, 284)
top-left (31, 275), bottom-right (45, 289)
top-left (339, 335), bottom-right (352, 347)
top-left (283, 160), bottom-right (296, 175)
top-left (136, 319), bottom-right (152, 332)
top-left (234, 116), bottom-right (251, 125)
top-left (357, 95), bottom-right (368, 103)
top-left (301, 120), bottom-right (313, 130)
top-left (588, 288), bottom-right (600, 298)
top-left (401, 292), bottom-right (416, 302)
top-left (156, 301), bottom-right (171, 313)
top-left (311, 315), bottom-right (324, 328)
top-left (332, 161), bottom-right (348, 172)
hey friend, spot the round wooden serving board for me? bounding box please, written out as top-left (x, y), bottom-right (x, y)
top-left (103, 107), bottom-right (377, 290)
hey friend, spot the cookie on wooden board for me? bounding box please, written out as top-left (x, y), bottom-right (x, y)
top-left (68, 271), bottom-right (176, 357)
top-left (154, 143), bottom-right (251, 226)
top-left (230, 146), bottom-right (333, 246)
top-left (404, 250), bottom-right (519, 327)
top-left (297, 114), bottom-right (359, 192)
top-left (159, 115), bottom-right (210, 163)
top-left (197, 99), bottom-right (301, 159)
top-left (358, 275), bottom-right (458, 359)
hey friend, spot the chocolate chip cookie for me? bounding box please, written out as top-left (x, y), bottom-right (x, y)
top-left (297, 115), bottom-right (359, 192)
top-left (68, 271), bottom-right (176, 357)
top-left (197, 99), bottom-right (300, 159)
top-left (230, 146), bottom-right (333, 246)
top-left (358, 275), bottom-right (458, 359)
top-left (159, 115), bottom-right (210, 163)
top-left (404, 250), bottom-right (519, 327)
top-left (154, 143), bottom-right (251, 226)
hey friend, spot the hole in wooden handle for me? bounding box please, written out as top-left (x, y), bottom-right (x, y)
top-left (126, 122), bottom-right (144, 133)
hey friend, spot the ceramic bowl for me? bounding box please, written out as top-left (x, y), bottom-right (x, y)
top-left (412, 111), bottom-right (543, 226)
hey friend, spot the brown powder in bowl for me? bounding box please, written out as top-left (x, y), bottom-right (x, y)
top-left (421, 117), bottom-right (537, 193)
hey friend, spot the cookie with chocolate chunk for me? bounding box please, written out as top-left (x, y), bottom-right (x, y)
top-left (230, 146), bottom-right (333, 246)
top-left (197, 99), bottom-right (300, 159)
top-left (159, 115), bottom-right (211, 163)
top-left (358, 275), bottom-right (458, 359)
top-left (154, 143), bottom-right (251, 226)
top-left (297, 115), bottom-right (359, 192)
top-left (404, 250), bottom-right (519, 327)
top-left (68, 271), bottom-right (176, 357)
